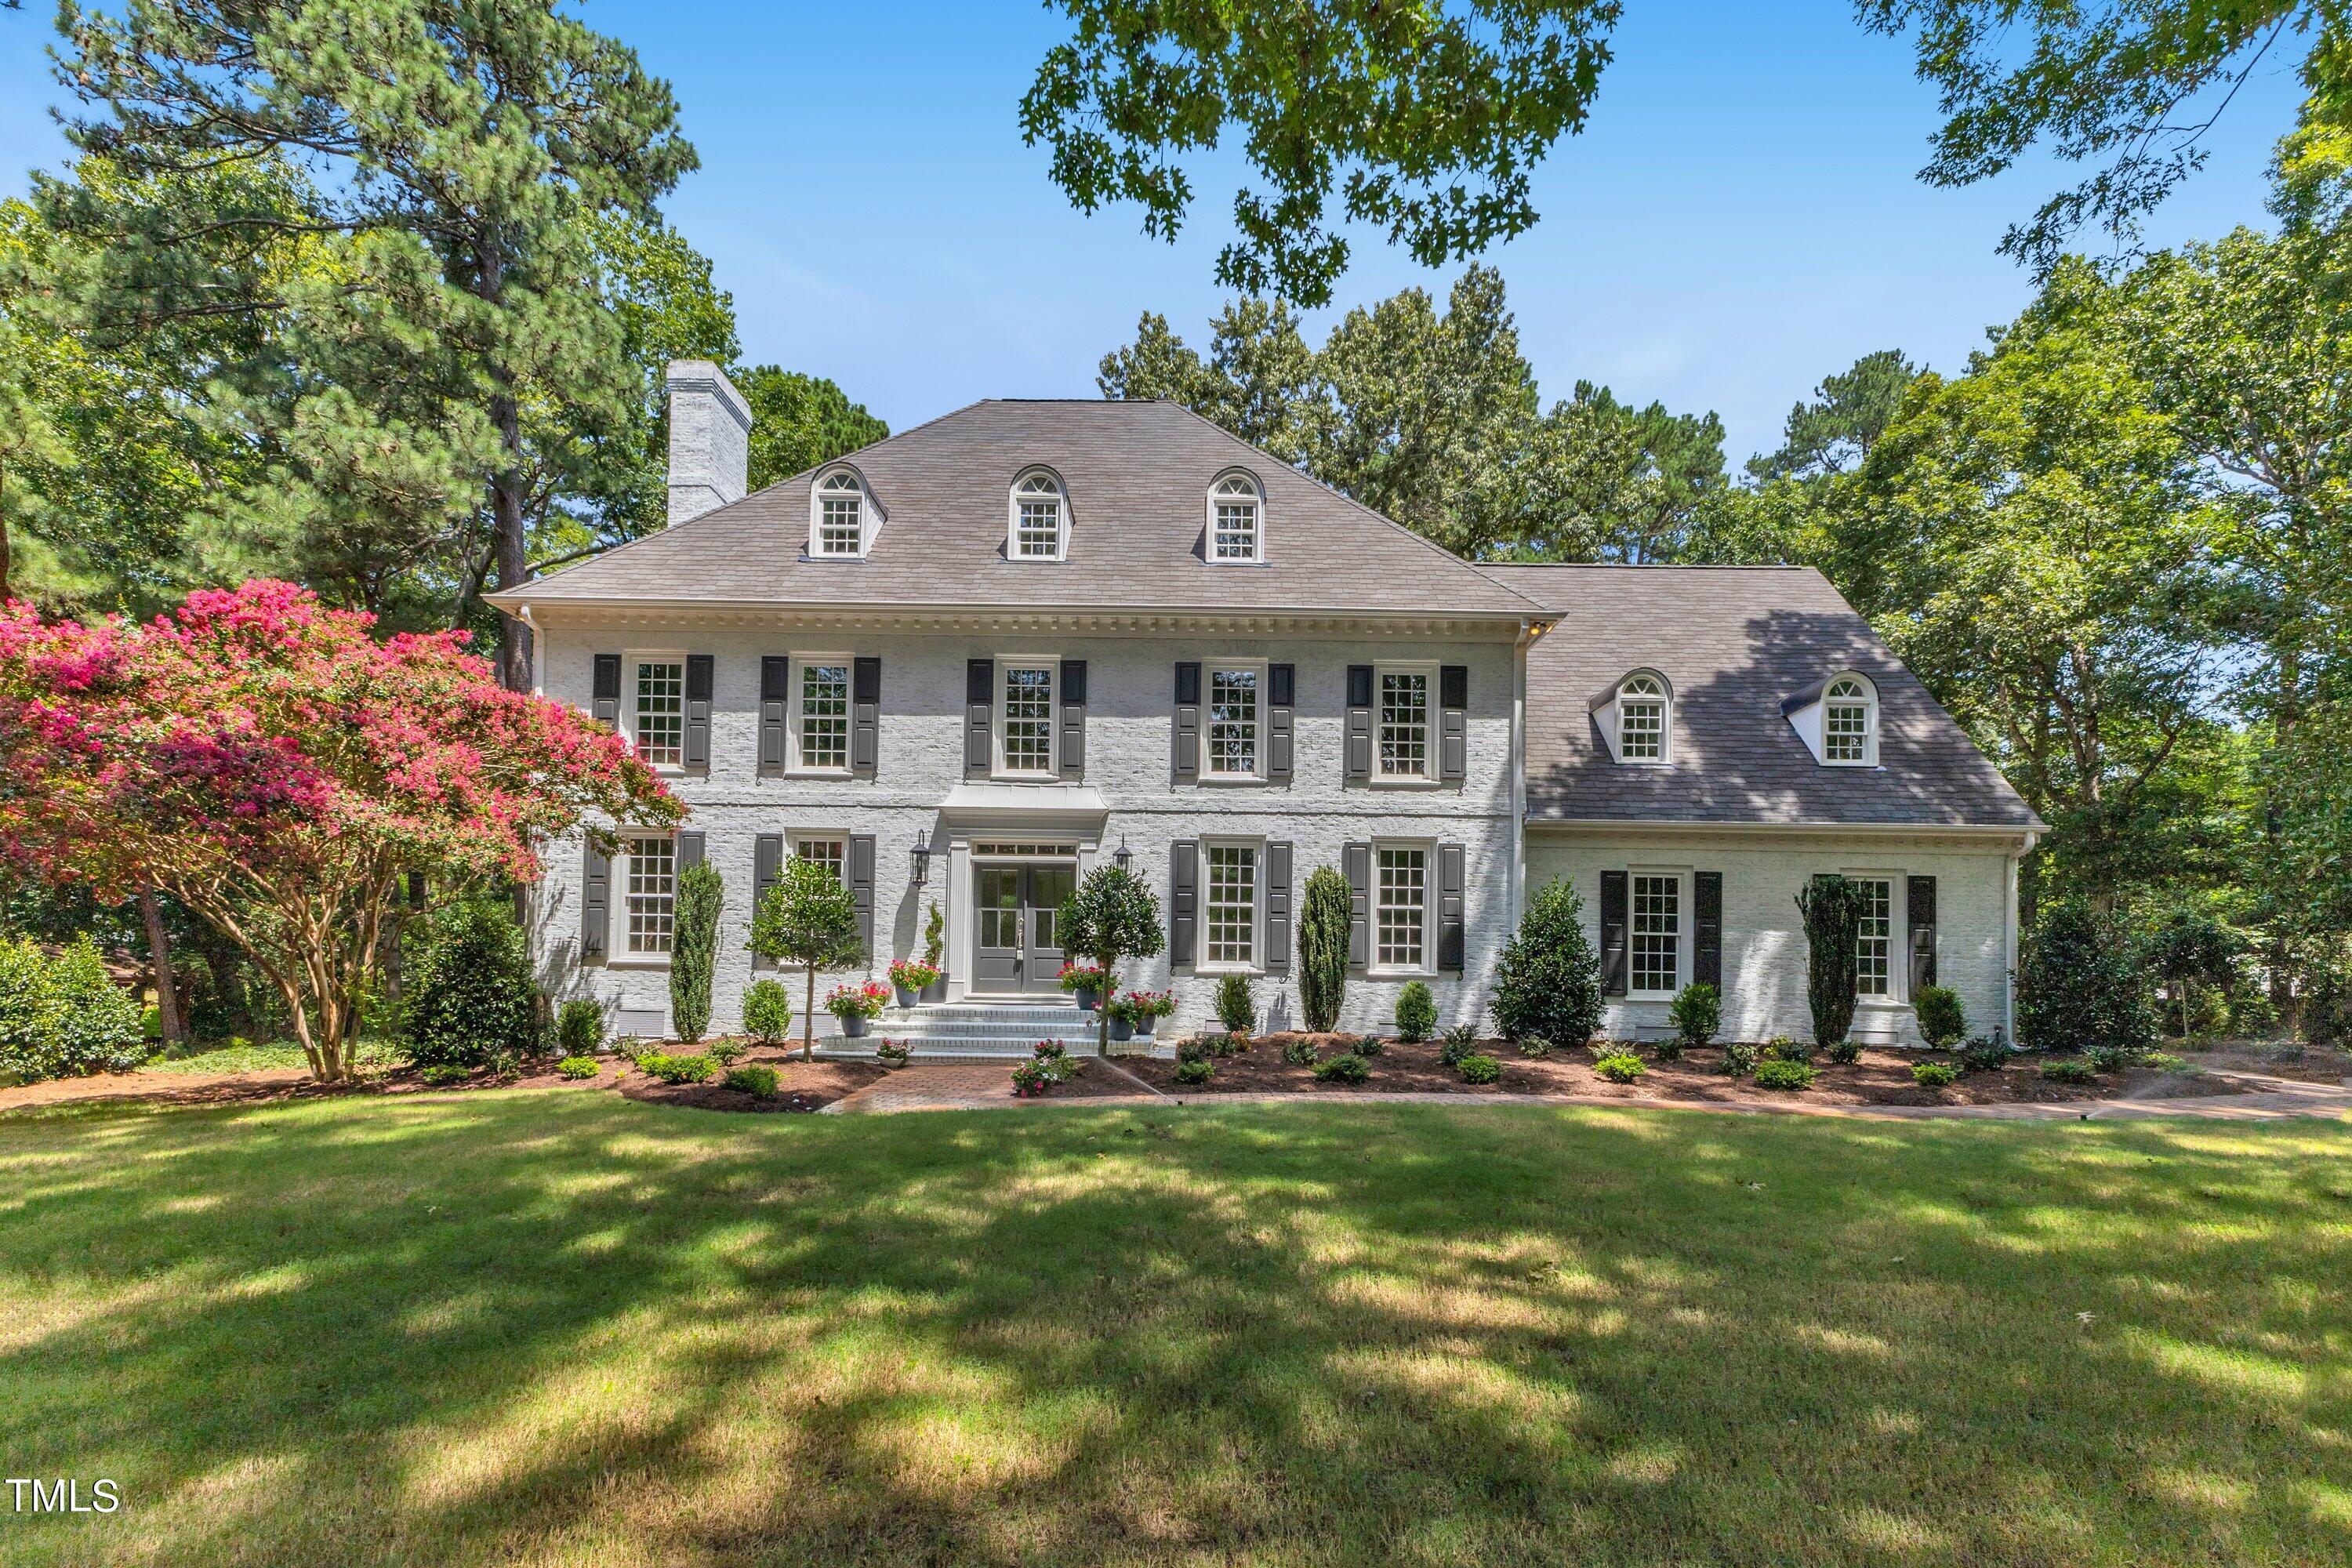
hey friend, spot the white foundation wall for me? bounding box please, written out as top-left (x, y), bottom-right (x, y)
top-left (529, 621), bottom-right (1521, 1042)
top-left (1525, 829), bottom-right (2021, 1047)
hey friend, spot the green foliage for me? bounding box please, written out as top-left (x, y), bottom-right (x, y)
top-left (2020, 902), bottom-right (2155, 1057)
top-left (1959, 1036), bottom-right (2011, 1072)
top-left (556, 1055), bottom-right (600, 1080)
top-left (1911, 1061), bottom-right (1959, 1087)
top-left (1754, 1059), bottom-right (1818, 1091)
top-left (1668, 982), bottom-right (1720, 1055)
top-left (1393, 981), bottom-right (1436, 1043)
top-left (1439, 1024), bottom-right (1479, 1067)
top-left (1058, 864), bottom-right (1165, 1054)
top-left (1216, 973), bottom-right (1257, 1036)
top-left (1915, 986), bottom-right (1966, 1049)
top-left (922, 901), bottom-right (946, 968)
top-left (1294, 866), bottom-right (1351, 1033)
top-left (1281, 1036), bottom-right (1320, 1068)
top-left (667, 861), bottom-right (722, 1045)
top-left (2085, 1041), bottom-right (2149, 1073)
top-left (1824, 1037), bottom-right (1864, 1066)
top-left (1721, 1040), bottom-right (1759, 1076)
top-left (1593, 1052), bottom-right (1645, 1083)
top-left (1518, 1035), bottom-right (1552, 1060)
top-left (400, 900), bottom-right (542, 1071)
top-left (1490, 878), bottom-right (1603, 1047)
top-left (1455, 1054), bottom-right (1502, 1085)
top-left (419, 1064), bottom-right (470, 1087)
top-left (2304, 942), bottom-right (2352, 1051)
top-left (738, 367), bottom-right (887, 491)
top-left (749, 857), bottom-right (863, 1054)
top-left (723, 1064), bottom-right (779, 1098)
top-left (637, 1053), bottom-right (715, 1086)
top-left (705, 1040), bottom-right (746, 1069)
top-left (1011, 1058), bottom-right (1051, 1096)
top-left (1313, 1052), bottom-right (1370, 1085)
top-left (2040, 1056), bottom-right (2100, 1085)
top-left (1350, 1033), bottom-right (1386, 1057)
top-left (1762, 1036), bottom-right (1811, 1065)
top-left (555, 998), bottom-right (605, 1058)
top-left (1175, 1038), bottom-right (1210, 1065)
top-left (1796, 877), bottom-right (1866, 1051)
top-left (1174, 1056), bottom-right (1214, 1087)
top-left (740, 979), bottom-right (793, 1046)
top-left (2143, 1052), bottom-right (2197, 1074)
top-left (1205, 1030), bottom-right (1245, 1058)
top-left (0, 934), bottom-right (147, 1083)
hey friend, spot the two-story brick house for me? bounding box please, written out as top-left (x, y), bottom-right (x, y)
top-left (487, 362), bottom-right (2038, 1050)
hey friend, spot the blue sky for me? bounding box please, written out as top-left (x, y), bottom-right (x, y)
top-left (0, 2), bottom-right (2310, 464)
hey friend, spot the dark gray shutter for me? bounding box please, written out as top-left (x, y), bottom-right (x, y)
top-left (759, 656), bottom-right (790, 772)
top-left (1908, 875), bottom-right (1938, 995)
top-left (1345, 665), bottom-right (1374, 781)
top-left (1600, 870), bottom-right (1628, 997)
top-left (676, 830), bottom-right (705, 873)
top-left (592, 654), bottom-right (622, 728)
top-left (964, 659), bottom-right (993, 779)
top-left (1267, 662), bottom-right (1295, 782)
top-left (1170, 840), bottom-right (1198, 965)
top-left (1058, 659), bottom-right (1087, 779)
top-left (1265, 841), bottom-right (1293, 975)
top-left (1439, 665), bottom-right (1468, 781)
top-left (851, 656), bottom-right (881, 777)
top-left (1173, 662), bottom-right (1202, 782)
top-left (753, 833), bottom-right (783, 916)
top-left (851, 834), bottom-right (877, 960)
top-left (682, 655), bottom-right (714, 770)
top-left (1695, 871), bottom-right (1723, 990)
top-left (581, 837), bottom-right (610, 957)
top-left (1344, 840), bottom-right (1371, 969)
top-left (1437, 842), bottom-right (1465, 971)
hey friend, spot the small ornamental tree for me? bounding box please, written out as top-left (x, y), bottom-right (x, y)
top-left (747, 856), bottom-right (862, 1058)
top-left (0, 581), bottom-right (679, 1082)
top-left (668, 859), bottom-right (723, 1044)
top-left (1795, 875), bottom-right (1867, 1051)
top-left (1490, 877), bottom-right (1602, 1047)
top-left (1297, 866), bottom-right (1351, 1033)
top-left (2144, 911), bottom-right (2240, 1041)
top-left (1057, 863), bottom-right (1163, 1055)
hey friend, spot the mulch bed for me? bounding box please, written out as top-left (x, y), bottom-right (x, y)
top-left (1119, 1033), bottom-right (2246, 1109)
top-left (607, 1045), bottom-right (887, 1113)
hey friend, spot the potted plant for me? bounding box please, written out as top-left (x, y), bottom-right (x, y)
top-left (887, 957), bottom-right (941, 1009)
top-left (876, 1038), bottom-right (911, 1069)
top-left (920, 901), bottom-right (948, 1002)
top-left (1058, 960), bottom-right (1107, 1011)
top-left (1120, 989), bottom-right (1174, 1040)
top-left (1104, 992), bottom-right (1140, 1042)
top-left (825, 979), bottom-right (889, 1038)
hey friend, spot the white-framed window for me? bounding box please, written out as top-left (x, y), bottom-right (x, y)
top-left (997, 661), bottom-right (1057, 775)
top-left (793, 833), bottom-right (849, 887)
top-left (1630, 872), bottom-right (1682, 997)
top-left (1374, 844), bottom-right (1429, 972)
top-left (1207, 471), bottom-right (1263, 562)
top-left (1376, 663), bottom-right (1434, 781)
top-left (1009, 470), bottom-right (1068, 561)
top-left (1202, 840), bottom-right (1261, 970)
top-left (789, 655), bottom-right (851, 773)
top-left (629, 655), bottom-right (686, 768)
top-left (1851, 874), bottom-right (1896, 997)
top-left (619, 834), bottom-right (677, 958)
top-left (1612, 672), bottom-right (1670, 764)
top-left (811, 469), bottom-right (866, 557)
top-left (1824, 675), bottom-right (1878, 765)
top-left (1206, 663), bottom-right (1263, 779)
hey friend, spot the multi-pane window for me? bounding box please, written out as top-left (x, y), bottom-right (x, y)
top-left (1207, 666), bottom-right (1261, 777)
top-left (816, 471), bottom-right (863, 556)
top-left (1211, 475), bottom-right (1260, 561)
top-left (797, 661), bottom-right (850, 770)
top-left (1378, 669), bottom-right (1430, 779)
top-left (622, 836), bottom-right (676, 956)
top-left (794, 835), bottom-right (848, 886)
top-left (1204, 843), bottom-right (1258, 967)
top-left (1824, 677), bottom-right (1874, 764)
top-left (1000, 664), bottom-right (1055, 773)
top-left (633, 659), bottom-right (684, 766)
top-left (1631, 873), bottom-right (1681, 995)
top-left (1014, 474), bottom-right (1063, 559)
top-left (1376, 846), bottom-right (1427, 969)
top-left (1618, 674), bottom-right (1667, 762)
top-left (1854, 877), bottom-right (1893, 996)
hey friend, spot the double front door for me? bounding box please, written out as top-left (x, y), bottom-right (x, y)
top-left (972, 862), bottom-right (1075, 996)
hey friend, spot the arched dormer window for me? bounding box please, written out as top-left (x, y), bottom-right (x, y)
top-left (1009, 470), bottom-right (1067, 561)
top-left (1593, 670), bottom-right (1671, 764)
top-left (810, 469), bottom-right (868, 558)
top-left (1822, 675), bottom-right (1878, 765)
top-left (1207, 471), bottom-right (1263, 563)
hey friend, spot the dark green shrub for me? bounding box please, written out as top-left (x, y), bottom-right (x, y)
top-left (1174, 1056), bottom-right (1214, 1086)
top-left (1755, 1058), bottom-right (1817, 1091)
top-left (1207, 1030), bottom-right (1244, 1058)
top-left (1216, 973), bottom-right (1257, 1036)
top-left (2145, 911), bottom-right (2241, 1041)
top-left (1594, 1051), bottom-right (1645, 1083)
top-left (1439, 1023), bottom-right (1478, 1066)
top-left (668, 860), bottom-right (723, 1044)
top-left (2303, 942), bottom-right (2352, 1051)
top-left (1959, 1035), bottom-right (2009, 1072)
top-left (1795, 875), bottom-right (1867, 1053)
top-left (1721, 1039), bottom-right (1759, 1076)
top-left (639, 1052), bottom-right (716, 1085)
top-left (555, 997), bottom-right (605, 1057)
top-left (1175, 1037), bottom-right (1210, 1065)
top-left (2083, 1041), bottom-right (2146, 1073)
top-left (1915, 985), bottom-right (1965, 1048)
top-left (706, 1039), bottom-right (746, 1068)
top-left (1490, 877), bottom-right (1602, 1049)
top-left (1518, 1034), bottom-right (1552, 1059)
top-left (557, 1055), bottom-right (601, 1080)
top-left (1667, 982), bottom-right (1719, 1058)
top-left (1280, 1035), bottom-right (1319, 1067)
top-left (2144, 1051), bottom-right (2196, 1074)
top-left (1824, 1037), bottom-right (1862, 1065)
top-left (1313, 1051), bottom-right (1370, 1084)
top-left (2018, 901), bottom-right (2154, 1057)
top-left (1394, 981), bottom-right (1437, 1042)
top-left (740, 978), bottom-right (793, 1045)
top-left (724, 1064), bottom-right (779, 1097)
top-left (1762, 1035), bottom-right (1810, 1064)
top-left (1350, 1033), bottom-right (1387, 1057)
top-left (0, 935), bottom-right (147, 1083)
top-left (1911, 1061), bottom-right (1958, 1087)
top-left (419, 1064), bottom-right (470, 1087)
top-left (401, 899), bottom-right (541, 1070)
top-left (1298, 866), bottom-right (1351, 1033)
top-left (1456, 1053), bottom-right (1501, 1084)
top-left (2040, 1056), bottom-right (2099, 1084)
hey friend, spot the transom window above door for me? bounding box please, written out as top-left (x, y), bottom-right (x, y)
top-left (632, 657), bottom-right (684, 767)
top-left (1009, 471), bottom-right (1068, 561)
top-left (1207, 666), bottom-right (1261, 777)
top-left (998, 662), bottom-right (1056, 774)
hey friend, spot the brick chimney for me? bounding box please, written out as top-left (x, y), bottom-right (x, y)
top-left (665, 359), bottom-right (752, 524)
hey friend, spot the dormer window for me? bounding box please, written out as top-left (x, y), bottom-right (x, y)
top-left (811, 470), bottom-right (866, 558)
top-left (1785, 672), bottom-right (1879, 766)
top-left (1208, 472), bottom-right (1262, 562)
top-left (1010, 471), bottom-right (1067, 561)
top-left (1595, 670), bottom-right (1671, 764)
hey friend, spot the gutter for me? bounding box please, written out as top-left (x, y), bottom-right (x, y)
top-left (1525, 818), bottom-right (2045, 840)
top-left (483, 590), bottom-right (1551, 629)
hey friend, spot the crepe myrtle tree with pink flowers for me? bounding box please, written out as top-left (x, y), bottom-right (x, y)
top-left (0, 580), bottom-right (681, 1082)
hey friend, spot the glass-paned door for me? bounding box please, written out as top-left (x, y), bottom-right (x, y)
top-left (971, 862), bottom-right (1076, 996)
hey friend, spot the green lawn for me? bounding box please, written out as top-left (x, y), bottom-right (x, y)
top-left (2, 1095), bottom-right (2347, 1567)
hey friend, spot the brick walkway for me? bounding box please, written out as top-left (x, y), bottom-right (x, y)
top-left (823, 1056), bottom-right (1169, 1114)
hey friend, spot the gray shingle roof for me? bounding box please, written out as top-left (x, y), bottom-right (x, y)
top-left (1483, 564), bottom-right (2040, 830)
top-left (492, 399), bottom-right (1548, 618)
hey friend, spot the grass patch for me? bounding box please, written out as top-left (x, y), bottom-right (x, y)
top-left (2, 1094), bottom-right (2348, 1566)
top-left (137, 1039), bottom-right (400, 1075)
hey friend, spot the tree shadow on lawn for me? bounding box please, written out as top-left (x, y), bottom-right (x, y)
top-left (1, 1094), bottom-right (2348, 1566)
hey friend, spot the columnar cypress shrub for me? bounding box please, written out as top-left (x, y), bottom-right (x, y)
top-left (401, 899), bottom-right (542, 1069)
top-left (669, 860), bottom-right (724, 1044)
top-left (1795, 875), bottom-right (1866, 1050)
top-left (2018, 901), bottom-right (2154, 1056)
top-left (1298, 866), bottom-right (1350, 1033)
top-left (1490, 878), bottom-right (1602, 1047)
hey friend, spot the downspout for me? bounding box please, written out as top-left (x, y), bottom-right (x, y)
top-left (1510, 621), bottom-right (1534, 931)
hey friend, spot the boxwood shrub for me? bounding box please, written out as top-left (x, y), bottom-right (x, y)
top-left (1174, 1056), bottom-right (1214, 1086)
top-left (1456, 1054), bottom-right (1502, 1084)
top-left (1911, 1060), bottom-right (1958, 1087)
top-left (723, 1064), bottom-right (779, 1097)
top-left (1313, 1051), bottom-right (1370, 1084)
top-left (1754, 1058), bottom-right (1817, 1091)
top-left (557, 1055), bottom-right (601, 1080)
top-left (1594, 1051), bottom-right (1646, 1083)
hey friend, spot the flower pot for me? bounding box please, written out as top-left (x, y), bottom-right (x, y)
top-left (1132, 1014), bottom-right (1157, 1040)
top-left (892, 985), bottom-right (918, 1010)
top-left (1075, 986), bottom-right (1099, 1012)
top-left (1109, 1016), bottom-right (1134, 1042)
top-left (920, 978), bottom-right (946, 1004)
top-left (840, 1013), bottom-right (869, 1038)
